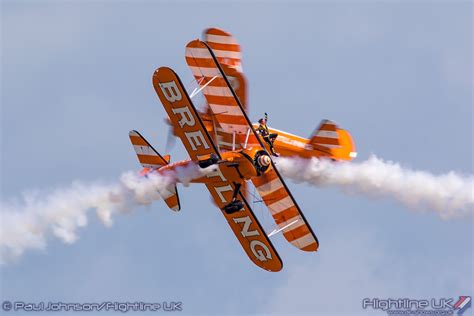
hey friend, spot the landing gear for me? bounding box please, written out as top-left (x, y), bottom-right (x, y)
top-left (198, 153), bottom-right (219, 168)
top-left (223, 183), bottom-right (244, 214)
top-left (223, 200), bottom-right (244, 214)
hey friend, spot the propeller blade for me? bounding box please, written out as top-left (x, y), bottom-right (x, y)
top-left (164, 118), bottom-right (176, 152)
top-left (165, 127), bottom-right (176, 152)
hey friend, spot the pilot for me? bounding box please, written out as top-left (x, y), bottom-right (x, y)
top-left (257, 112), bottom-right (279, 157)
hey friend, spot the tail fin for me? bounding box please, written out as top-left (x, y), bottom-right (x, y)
top-left (128, 130), bottom-right (181, 212)
top-left (310, 120), bottom-right (357, 161)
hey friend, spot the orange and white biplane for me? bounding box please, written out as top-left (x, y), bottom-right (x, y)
top-left (129, 28), bottom-right (356, 272)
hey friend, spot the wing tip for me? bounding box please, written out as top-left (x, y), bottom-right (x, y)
top-left (302, 242), bottom-right (319, 252)
top-left (204, 27), bottom-right (232, 37)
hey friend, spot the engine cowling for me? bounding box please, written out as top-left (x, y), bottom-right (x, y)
top-left (220, 148), bottom-right (272, 181)
top-left (252, 150), bottom-right (271, 175)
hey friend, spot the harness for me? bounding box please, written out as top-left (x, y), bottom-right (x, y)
top-left (258, 124), bottom-right (269, 137)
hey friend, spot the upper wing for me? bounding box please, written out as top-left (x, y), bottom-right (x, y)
top-left (152, 67), bottom-right (282, 271)
top-left (203, 28), bottom-right (247, 113)
top-left (203, 27), bottom-right (243, 73)
top-left (185, 39), bottom-right (260, 151)
top-left (252, 168), bottom-right (319, 252)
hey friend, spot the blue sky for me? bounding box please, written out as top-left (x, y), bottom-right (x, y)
top-left (1, 1), bottom-right (472, 316)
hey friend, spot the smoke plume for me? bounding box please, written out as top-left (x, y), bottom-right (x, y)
top-left (2, 155), bottom-right (471, 263)
top-left (275, 155), bottom-right (473, 219)
top-left (0, 163), bottom-right (213, 264)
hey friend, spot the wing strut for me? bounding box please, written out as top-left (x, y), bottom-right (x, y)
top-left (189, 75), bottom-right (218, 99)
top-left (232, 131), bottom-right (236, 151)
top-left (244, 128), bottom-right (252, 149)
top-left (268, 219), bottom-right (299, 237)
top-left (211, 115), bottom-right (220, 152)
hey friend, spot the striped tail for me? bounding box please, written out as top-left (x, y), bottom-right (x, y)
top-left (128, 130), bottom-right (181, 212)
top-left (310, 120), bottom-right (357, 161)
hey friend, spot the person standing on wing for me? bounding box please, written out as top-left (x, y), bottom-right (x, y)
top-left (257, 112), bottom-right (279, 157)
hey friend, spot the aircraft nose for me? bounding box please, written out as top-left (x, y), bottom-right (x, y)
top-left (259, 155), bottom-right (271, 167)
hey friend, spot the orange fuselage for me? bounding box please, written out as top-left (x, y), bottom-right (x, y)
top-left (177, 114), bottom-right (356, 162)
top-left (252, 124), bottom-right (356, 161)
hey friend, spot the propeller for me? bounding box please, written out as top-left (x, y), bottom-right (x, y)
top-left (164, 118), bottom-right (176, 152)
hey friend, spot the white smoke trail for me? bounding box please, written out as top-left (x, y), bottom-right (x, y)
top-left (0, 163), bottom-right (214, 264)
top-left (275, 155), bottom-right (473, 219)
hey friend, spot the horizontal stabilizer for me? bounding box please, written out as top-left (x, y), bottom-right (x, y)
top-left (129, 130), bottom-right (169, 168)
top-left (128, 130), bottom-right (180, 212)
top-left (159, 184), bottom-right (180, 212)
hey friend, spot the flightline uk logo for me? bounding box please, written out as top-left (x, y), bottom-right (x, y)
top-left (363, 296), bottom-right (471, 315)
top-left (454, 297), bottom-right (472, 315)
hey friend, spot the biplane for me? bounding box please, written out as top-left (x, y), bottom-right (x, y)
top-left (128, 28), bottom-right (356, 272)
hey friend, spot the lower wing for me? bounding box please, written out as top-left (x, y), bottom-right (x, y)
top-left (204, 180), bottom-right (283, 272)
top-left (153, 67), bottom-right (282, 271)
top-left (252, 167), bottom-right (319, 252)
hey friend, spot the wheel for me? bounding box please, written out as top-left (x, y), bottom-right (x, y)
top-left (223, 200), bottom-right (244, 214)
top-left (198, 153), bottom-right (219, 168)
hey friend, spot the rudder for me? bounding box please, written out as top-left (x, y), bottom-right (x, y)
top-left (310, 120), bottom-right (357, 161)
